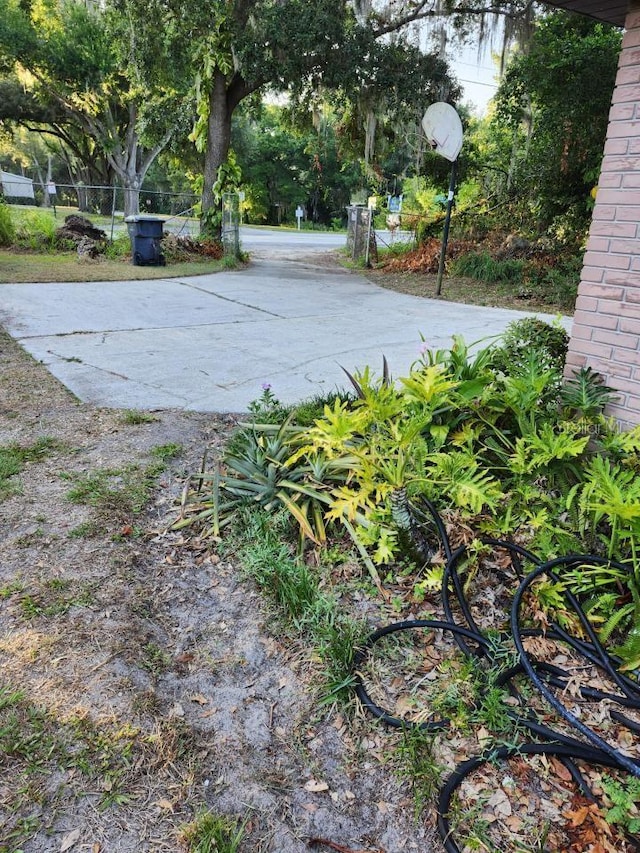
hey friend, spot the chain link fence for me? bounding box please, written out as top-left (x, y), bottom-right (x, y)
top-left (4, 181), bottom-right (202, 239)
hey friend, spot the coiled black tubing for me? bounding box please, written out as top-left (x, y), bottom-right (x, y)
top-left (352, 498), bottom-right (640, 851)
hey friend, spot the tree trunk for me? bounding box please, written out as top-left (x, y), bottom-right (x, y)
top-left (202, 70), bottom-right (233, 235)
top-left (122, 176), bottom-right (142, 218)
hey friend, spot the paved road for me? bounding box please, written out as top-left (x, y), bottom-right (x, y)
top-left (239, 226), bottom-right (413, 258)
top-left (0, 248), bottom-right (571, 413)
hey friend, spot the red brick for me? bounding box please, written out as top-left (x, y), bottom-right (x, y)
top-left (590, 222), bottom-right (638, 239)
top-left (614, 206), bottom-right (640, 222)
top-left (604, 403), bottom-right (639, 427)
top-left (612, 83), bottom-right (640, 104)
top-left (619, 47), bottom-right (640, 68)
top-left (580, 284), bottom-right (625, 300)
top-left (620, 317), bottom-right (640, 337)
top-left (626, 139), bottom-right (640, 156)
top-left (613, 348), bottom-right (640, 366)
top-left (580, 266), bottom-right (605, 283)
top-left (610, 238), bottom-right (640, 255)
top-left (573, 310), bottom-right (619, 331)
top-left (570, 339), bottom-right (614, 359)
top-left (569, 324), bottom-right (594, 341)
top-left (600, 155), bottom-right (640, 171)
top-left (602, 270), bottom-right (640, 292)
top-left (603, 139), bottom-right (630, 156)
top-left (625, 289), bottom-right (640, 304)
top-left (593, 329), bottom-right (638, 349)
top-left (583, 251), bottom-right (630, 270)
top-left (626, 396), bottom-right (640, 414)
top-left (589, 358), bottom-right (633, 379)
top-left (608, 377), bottom-right (640, 397)
top-left (624, 10), bottom-right (640, 30)
top-left (610, 103), bottom-right (637, 122)
top-left (615, 67), bottom-right (640, 87)
top-left (564, 352), bottom-right (587, 371)
top-left (603, 271), bottom-right (640, 287)
top-left (594, 188), bottom-right (640, 206)
top-left (586, 236), bottom-right (610, 253)
top-left (598, 173), bottom-right (623, 189)
top-left (622, 29), bottom-right (640, 50)
top-left (597, 301), bottom-right (640, 319)
top-left (621, 173), bottom-right (640, 189)
top-left (574, 296), bottom-right (598, 312)
top-left (592, 205), bottom-right (618, 221)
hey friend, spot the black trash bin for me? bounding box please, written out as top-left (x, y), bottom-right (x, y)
top-left (125, 216), bottom-right (166, 266)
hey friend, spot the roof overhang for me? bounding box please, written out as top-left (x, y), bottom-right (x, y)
top-left (542, 1), bottom-right (628, 28)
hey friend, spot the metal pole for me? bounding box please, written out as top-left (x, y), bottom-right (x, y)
top-left (110, 184), bottom-right (117, 242)
top-left (435, 159), bottom-right (457, 297)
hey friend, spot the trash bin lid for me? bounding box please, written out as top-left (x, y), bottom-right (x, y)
top-left (124, 215), bottom-right (166, 223)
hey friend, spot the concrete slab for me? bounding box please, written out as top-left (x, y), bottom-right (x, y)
top-left (0, 259), bottom-right (572, 413)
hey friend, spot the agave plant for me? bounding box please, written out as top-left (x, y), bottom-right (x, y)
top-left (174, 418), bottom-right (336, 544)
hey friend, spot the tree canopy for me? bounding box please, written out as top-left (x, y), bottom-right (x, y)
top-left (0, 0), bottom-right (191, 214)
top-left (491, 11), bottom-right (621, 236)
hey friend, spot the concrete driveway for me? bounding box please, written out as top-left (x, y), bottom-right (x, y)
top-left (0, 257), bottom-right (571, 413)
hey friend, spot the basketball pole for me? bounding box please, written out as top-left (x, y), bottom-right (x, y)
top-left (435, 158), bottom-right (457, 297)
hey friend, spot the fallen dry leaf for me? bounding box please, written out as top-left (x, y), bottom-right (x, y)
top-left (60, 828), bottom-right (81, 852)
top-left (550, 756), bottom-right (573, 782)
top-left (304, 779), bottom-right (330, 793)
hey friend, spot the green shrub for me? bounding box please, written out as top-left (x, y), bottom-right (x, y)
top-left (104, 234), bottom-right (131, 259)
top-left (499, 317), bottom-right (569, 372)
top-left (0, 200), bottom-right (15, 246)
top-left (13, 210), bottom-right (58, 250)
top-left (450, 250), bottom-right (525, 283)
top-left (523, 255), bottom-right (581, 309)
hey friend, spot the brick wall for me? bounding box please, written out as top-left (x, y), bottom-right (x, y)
top-left (565, 1), bottom-right (640, 428)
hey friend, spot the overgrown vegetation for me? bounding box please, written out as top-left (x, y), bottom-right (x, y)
top-left (175, 317), bottom-right (640, 843)
top-left (176, 316), bottom-right (640, 677)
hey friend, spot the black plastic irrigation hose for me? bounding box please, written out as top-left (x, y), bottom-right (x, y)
top-left (352, 498), bottom-right (640, 851)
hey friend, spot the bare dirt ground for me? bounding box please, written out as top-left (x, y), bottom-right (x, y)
top-left (0, 328), bottom-right (439, 853)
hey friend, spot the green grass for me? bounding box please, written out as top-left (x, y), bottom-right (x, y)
top-left (233, 509), bottom-right (364, 704)
top-left (394, 729), bottom-right (444, 819)
top-left (0, 437), bottom-right (62, 500)
top-left (450, 250), bottom-right (525, 283)
top-left (18, 578), bottom-right (94, 619)
top-left (179, 810), bottom-right (247, 853)
top-left (140, 642), bottom-right (172, 675)
top-left (63, 461), bottom-right (163, 514)
top-left (120, 410), bottom-right (160, 425)
top-left (0, 249), bottom-right (229, 283)
top-left (63, 450), bottom-right (181, 526)
top-left (150, 443), bottom-right (183, 461)
top-left (0, 681), bottom-right (207, 848)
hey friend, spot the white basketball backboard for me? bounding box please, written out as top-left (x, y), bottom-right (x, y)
top-left (421, 103), bottom-right (464, 163)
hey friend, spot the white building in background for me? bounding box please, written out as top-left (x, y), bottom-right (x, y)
top-left (0, 170), bottom-right (35, 200)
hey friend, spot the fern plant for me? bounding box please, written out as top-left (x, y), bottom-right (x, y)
top-left (600, 775), bottom-right (640, 835)
top-left (560, 366), bottom-right (617, 419)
